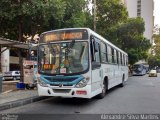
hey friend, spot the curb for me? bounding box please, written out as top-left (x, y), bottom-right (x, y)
top-left (0, 96), bottom-right (50, 111)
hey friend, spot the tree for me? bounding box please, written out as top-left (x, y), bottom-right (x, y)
top-left (153, 32), bottom-right (160, 57)
top-left (95, 0), bottom-right (150, 65)
top-left (59, 0), bottom-right (92, 28)
top-left (148, 28), bottom-right (160, 68)
top-left (0, 0), bottom-right (66, 41)
top-left (116, 18), bottom-right (151, 64)
top-left (0, 0), bottom-right (66, 82)
top-left (96, 0), bottom-right (128, 38)
top-left (148, 56), bottom-right (160, 69)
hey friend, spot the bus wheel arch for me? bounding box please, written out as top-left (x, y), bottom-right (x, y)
top-left (97, 76), bottom-right (108, 99)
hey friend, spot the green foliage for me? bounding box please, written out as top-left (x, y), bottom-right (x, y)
top-left (153, 33), bottom-right (160, 57)
top-left (60, 0), bottom-right (91, 28)
top-left (96, 0), bottom-right (128, 38)
top-left (0, 0), bottom-right (92, 41)
top-left (0, 0), bottom-right (66, 41)
top-left (149, 29), bottom-right (160, 68)
top-left (95, 0), bottom-right (151, 65)
top-left (148, 56), bottom-right (160, 68)
top-left (112, 18), bottom-right (151, 64)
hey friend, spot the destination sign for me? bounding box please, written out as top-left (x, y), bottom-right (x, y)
top-left (45, 32), bottom-right (82, 42)
top-left (41, 29), bottom-right (88, 42)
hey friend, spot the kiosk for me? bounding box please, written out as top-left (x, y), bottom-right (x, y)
top-left (23, 60), bottom-right (38, 89)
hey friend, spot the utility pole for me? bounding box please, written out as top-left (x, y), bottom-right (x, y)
top-left (93, 0), bottom-right (96, 32)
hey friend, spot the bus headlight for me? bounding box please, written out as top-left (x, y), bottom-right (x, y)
top-left (37, 78), bottom-right (48, 87)
top-left (75, 78), bottom-right (89, 88)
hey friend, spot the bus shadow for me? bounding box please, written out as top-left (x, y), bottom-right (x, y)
top-left (45, 97), bottom-right (93, 107)
top-left (45, 84), bottom-right (125, 106)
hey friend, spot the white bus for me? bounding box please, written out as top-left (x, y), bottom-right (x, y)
top-left (132, 64), bottom-right (147, 76)
top-left (37, 28), bottom-right (128, 99)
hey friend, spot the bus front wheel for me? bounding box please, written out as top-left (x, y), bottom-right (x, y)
top-left (97, 80), bottom-right (107, 99)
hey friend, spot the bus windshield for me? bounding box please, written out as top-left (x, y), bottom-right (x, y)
top-left (38, 41), bottom-right (89, 75)
top-left (133, 64), bottom-right (143, 71)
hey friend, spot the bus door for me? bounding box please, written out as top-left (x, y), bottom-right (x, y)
top-left (91, 36), bottom-right (102, 91)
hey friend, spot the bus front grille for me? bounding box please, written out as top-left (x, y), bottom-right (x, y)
top-left (44, 77), bottom-right (78, 82)
top-left (50, 84), bottom-right (73, 86)
top-left (53, 89), bottom-right (71, 93)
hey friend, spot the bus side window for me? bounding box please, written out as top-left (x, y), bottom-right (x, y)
top-left (126, 56), bottom-right (128, 65)
top-left (114, 50), bottom-right (117, 64)
top-left (100, 42), bottom-right (107, 63)
top-left (120, 53), bottom-right (123, 65)
top-left (116, 51), bottom-right (119, 65)
top-left (94, 42), bottom-right (100, 62)
top-left (111, 47), bottom-right (114, 63)
top-left (107, 45), bottom-right (112, 63)
top-left (123, 55), bottom-right (126, 66)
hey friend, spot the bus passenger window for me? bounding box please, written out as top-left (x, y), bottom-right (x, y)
top-left (101, 42), bottom-right (107, 63)
top-left (120, 53), bottom-right (123, 65)
top-left (114, 49), bottom-right (117, 64)
top-left (116, 51), bottom-right (119, 64)
top-left (94, 42), bottom-right (100, 63)
top-left (111, 47), bottom-right (115, 63)
top-left (107, 45), bottom-right (112, 63)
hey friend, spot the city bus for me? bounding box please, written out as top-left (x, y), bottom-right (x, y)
top-left (37, 28), bottom-right (128, 99)
top-left (132, 64), bottom-right (147, 76)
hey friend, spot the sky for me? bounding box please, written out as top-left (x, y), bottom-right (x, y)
top-left (154, 0), bottom-right (160, 26)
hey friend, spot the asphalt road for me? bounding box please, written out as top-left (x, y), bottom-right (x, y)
top-left (1, 74), bottom-right (160, 119)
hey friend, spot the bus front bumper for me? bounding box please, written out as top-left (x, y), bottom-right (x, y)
top-left (37, 84), bottom-right (92, 98)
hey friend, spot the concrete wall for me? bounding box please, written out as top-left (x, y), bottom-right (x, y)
top-left (124, 0), bottom-right (137, 17)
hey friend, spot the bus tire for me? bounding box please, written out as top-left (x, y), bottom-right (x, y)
top-left (119, 75), bottom-right (125, 87)
top-left (97, 80), bottom-right (107, 99)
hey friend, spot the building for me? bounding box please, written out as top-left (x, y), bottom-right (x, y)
top-left (122, 0), bottom-right (154, 43)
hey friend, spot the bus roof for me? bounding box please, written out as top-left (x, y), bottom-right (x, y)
top-left (40, 28), bottom-right (128, 56)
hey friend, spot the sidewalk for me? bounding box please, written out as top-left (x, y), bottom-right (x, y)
top-left (0, 82), bottom-right (49, 111)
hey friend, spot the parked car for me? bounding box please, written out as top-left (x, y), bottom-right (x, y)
top-left (3, 71), bottom-right (20, 80)
top-left (148, 70), bottom-right (157, 77)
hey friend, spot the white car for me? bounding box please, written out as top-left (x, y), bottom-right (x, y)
top-left (3, 71), bottom-right (20, 80)
top-left (148, 70), bottom-right (157, 77)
